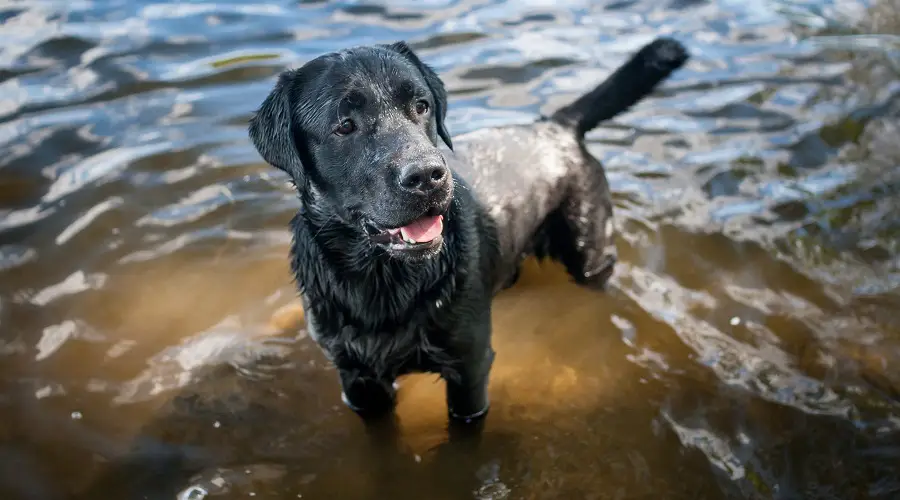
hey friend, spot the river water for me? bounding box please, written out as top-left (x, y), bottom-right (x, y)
top-left (1, 0), bottom-right (899, 498)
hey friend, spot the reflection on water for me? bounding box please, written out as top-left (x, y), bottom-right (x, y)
top-left (1, 0), bottom-right (899, 498)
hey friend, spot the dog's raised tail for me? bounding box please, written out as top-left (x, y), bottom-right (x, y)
top-left (549, 37), bottom-right (689, 137)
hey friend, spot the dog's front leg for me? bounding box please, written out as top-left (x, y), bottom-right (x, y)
top-left (338, 368), bottom-right (397, 419)
top-left (445, 333), bottom-right (495, 423)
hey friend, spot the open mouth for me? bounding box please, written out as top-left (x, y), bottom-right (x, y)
top-left (365, 214), bottom-right (445, 251)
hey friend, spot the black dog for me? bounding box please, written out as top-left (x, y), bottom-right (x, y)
top-left (248, 37), bottom-right (688, 422)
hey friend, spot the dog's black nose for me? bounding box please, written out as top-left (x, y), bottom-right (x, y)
top-left (398, 161), bottom-right (447, 195)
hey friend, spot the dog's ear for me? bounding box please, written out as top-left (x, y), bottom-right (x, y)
top-left (384, 41), bottom-right (453, 150)
top-left (249, 70), bottom-right (307, 183)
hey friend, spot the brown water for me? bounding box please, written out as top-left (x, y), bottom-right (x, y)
top-left (2, 0), bottom-right (899, 498)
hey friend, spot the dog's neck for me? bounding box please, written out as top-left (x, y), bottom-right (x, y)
top-left (289, 197), bottom-right (462, 329)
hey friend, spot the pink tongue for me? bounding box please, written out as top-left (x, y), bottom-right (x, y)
top-left (399, 215), bottom-right (443, 243)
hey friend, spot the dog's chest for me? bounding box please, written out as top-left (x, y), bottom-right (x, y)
top-left (306, 311), bottom-right (455, 379)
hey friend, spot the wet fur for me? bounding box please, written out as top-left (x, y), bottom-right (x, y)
top-left (249, 38), bottom-right (689, 421)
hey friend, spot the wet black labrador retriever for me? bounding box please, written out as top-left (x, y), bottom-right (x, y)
top-left (248, 37), bottom-right (688, 422)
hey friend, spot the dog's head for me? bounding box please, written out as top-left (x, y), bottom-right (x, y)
top-left (249, 42), bottom-right (454, 261)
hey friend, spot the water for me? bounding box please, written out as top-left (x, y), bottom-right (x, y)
top-left (1, 0), bottom-right (899, 498)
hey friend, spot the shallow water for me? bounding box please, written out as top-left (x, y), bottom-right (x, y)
top-left (2, 0), bottom-right (899, 498)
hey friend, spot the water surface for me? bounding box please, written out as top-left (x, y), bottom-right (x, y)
top-left (1, 0), bottom-right (899, 498)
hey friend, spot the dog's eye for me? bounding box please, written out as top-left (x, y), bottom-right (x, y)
top-left (415, 100), bottom-right (430, 115)
top-left (335, 119), bottom-right (356, 136)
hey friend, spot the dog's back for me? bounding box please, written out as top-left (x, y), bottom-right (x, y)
top-left (447, 38), bottom-right (689, 288)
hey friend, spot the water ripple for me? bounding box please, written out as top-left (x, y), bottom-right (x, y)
top-left (1, 0), bottom-right (899, 498)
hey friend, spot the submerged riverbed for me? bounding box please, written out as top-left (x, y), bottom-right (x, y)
top-left (1, 0), bottom-right (899, 498)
